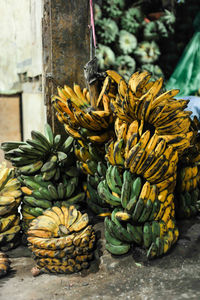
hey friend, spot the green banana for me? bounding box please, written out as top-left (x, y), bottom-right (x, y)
top-left (138, 199), bottom-right (153, 223)
top-left (61, 136), bottom-right (74, 153)
top-left (143, 222), bottom-right (152, 248)
top-left (22, 205), bottom-right (44, 217)
top-left (44, 123), bottom-right (54, 145)
top-left (104, 229), bottom-right (122, 246)
top-left (31, 130), bottom-right (51, 151)
top-left (105, 242), bottom-right (130, 255)
top-left (106, 165), bottom-right (121, 194)
top-left (126, 223), bottom-right (143, 245)
top-left (111, 165), bottom-right (122, 188)
top-left (97, 161), bottom-right (107, 178)
top-left (42, 168), bottom-right (57, 181)
top-left (48, 184), bottom-right (59, 199)
top-left (18, 161), bottom-right (43, 175)
top-left (57, 183), bottom-right (65, 199)
top-left (121, 170), bottom-right (132, 209)
top-left (23, 196), bottom-right (52, 209)
top-left (132, 198), bottom-right (144, 222)
top-left (98, 180), bottom-right (121, 207)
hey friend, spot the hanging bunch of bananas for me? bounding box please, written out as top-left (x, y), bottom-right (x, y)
top-left (20, 168), bottom-right (84, 234)
top-left (1, 124), bottom-right (75, 181)
top-left (0, 163), bottom-right (21, 251)
top-left (99, 70), bottom-right (193, 155)
top-left (28, 205), bottom-right (95, 274)
top-left (52, 84), bottom-right (114, 145)
top-left (74, 139), bottom-right (110, 215)
top-left (0, 252), bottom-right (11, 277)
top-left (100, 165), bottom-right (178, 257)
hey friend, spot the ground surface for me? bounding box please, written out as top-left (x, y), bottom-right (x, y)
top-left (1, 217), bottom-right (200, 300)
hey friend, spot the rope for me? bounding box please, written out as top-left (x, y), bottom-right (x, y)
top-left (89, 0), bottom-right (97, 49)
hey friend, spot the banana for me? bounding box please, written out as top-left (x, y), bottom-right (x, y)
top-left (113, 139), bottom-right (125, 166)
top-left (143, 222), bottom-right (152, 248)
top-left (138, 199), bottom-right (153, 223)
top-left (121, 171), bottom-right (132, 209)
top-left (126, 223), bottom-right (143, 245)
top-left (98, 180), bottom-right (121, 207)
top-left (23, 196), bottom-right (51, 209)
top-left (115, 211), bottom-right (131, 221)
top-left (0, 214), bottom-right (18, 232)
top-left (104, 229), bottom-right (122, 246)
top-left (105, 140), bottom-right (115, 165)
top-left (105, 242), bottom-right (130, 255)
top-left (23, 205), bottom-right (44, 217)
top-left (96, 161), bottom-right (107, 178)
top-left (0, 196), bottom-right (15, 206)
top-left (18, 161), bottom-right (43, 175)
top-left (111, 209), bottom-right (133, 242)
top-left (106, 165), bottom-right (121, 194)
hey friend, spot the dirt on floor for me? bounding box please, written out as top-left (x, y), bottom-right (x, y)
top-left (1, 217), bottom-right (200, 300)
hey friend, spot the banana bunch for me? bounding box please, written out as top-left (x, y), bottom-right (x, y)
top-left (104, 198), bottom-right (178, 258)
top-left (180, 116), bottom-right (200, 164)
top-left (20, 169), bottom-right (84, 234)
top-left (73, 139), bottom-right (110, 215)
top-left (86, 161), bottom-right (111, 215)
top-left (0, 252), bottom-right (11, 277)
top-left (175, 165), bottom-right (200, 218)
top-left (99, 70), bottom-right (193, 155)
top-left (98, 167), bottom-right (175, 222)
top-left (0, 163), bottom-right (21, 251)
top-left (27, 206), bottom-right (95, 274)
top-left (52, 83), bottom-right (114, 145)
top-left (74, 140), bottom-right (105, 176)
top-left (106, 120), bottom-right (178, 192)
top-left (1, 124), bottom-right (75, 181)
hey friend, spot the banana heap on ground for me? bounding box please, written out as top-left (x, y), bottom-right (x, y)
top-left (1, 123), bottom-right (75, 181)
top-left (0, 163), bottom-right (21, 251)
top-left (52, 83), bottom-right (114, 145)
top-left (175, 165), bottom-right (200, 219)
top-left (20, 169), bottom-right (84, 234)
top-left (74, 139), bottom-right (110, 215)
top-left (28, 205), bottom-right (95, 274)
top-left (0, 252), bottom-right (11, 277)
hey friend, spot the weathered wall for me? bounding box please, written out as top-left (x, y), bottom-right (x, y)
top-left (0, 0), bottom-right (43, 92)
top-left (0, 0), bottom-right (45, 141)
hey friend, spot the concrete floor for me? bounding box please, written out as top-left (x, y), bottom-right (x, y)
top-left (1, 217), bottom-right (200, 300)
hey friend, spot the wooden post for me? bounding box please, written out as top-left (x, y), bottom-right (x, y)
top-left (42, 0), bottom-right (90, 133)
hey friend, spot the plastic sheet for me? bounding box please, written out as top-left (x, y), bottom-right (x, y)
top-left (166, 12), bottom-right (200, 96)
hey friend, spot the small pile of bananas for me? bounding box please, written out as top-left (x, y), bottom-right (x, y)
top-left (0, 163), bottom-right (21, 251)
top-left (20, 169), bottom-right (84, 234)
top-left (0, 252), bottom-right (11, 277)
top-left (175, 165), bottom-right (200, 218)
top-left (52, 83), bottom-right (114, 145)
top-left (1, 124), bottom-right (75, 181)
top-left (28, 206), bottom-right (95, 274)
